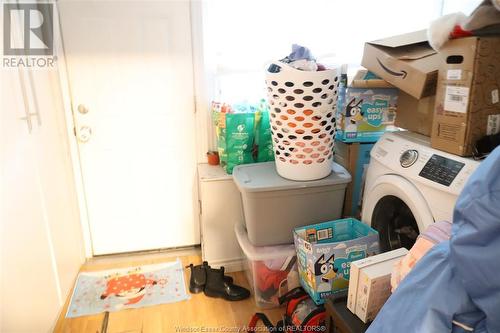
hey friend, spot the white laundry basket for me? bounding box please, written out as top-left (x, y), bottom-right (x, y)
top-left (266, 62), bottom-right (339, 181)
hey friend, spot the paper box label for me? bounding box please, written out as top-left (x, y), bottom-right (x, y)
top-left (446, 69), bottom-right (462, 80)
top-left (492, 89), bottom-right (499, 105)
top-left (487, 114), bottom-right (500, 136)
top-left (444, 86), bottom-right (469, 113)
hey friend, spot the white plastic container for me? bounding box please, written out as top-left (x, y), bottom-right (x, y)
top-left (266, 62), bottom-right (340, 181)
top-left (233, 161), bottom-right (351, 246)
top-left (235, 223), bottom-right (300, 309)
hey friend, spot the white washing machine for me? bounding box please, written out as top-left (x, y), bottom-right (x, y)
top-left (361, 131), bottom-right (479, 251)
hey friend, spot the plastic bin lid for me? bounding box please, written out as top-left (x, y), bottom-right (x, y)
top-left (234, 223), bottom-right (296, 261)
top-left (233, 162), bottom-right (351, 193)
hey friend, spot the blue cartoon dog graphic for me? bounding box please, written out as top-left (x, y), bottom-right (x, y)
top-left (344, 98), bottom-right (364, 133)
top-left (314, 254), bottom-right (338, 293)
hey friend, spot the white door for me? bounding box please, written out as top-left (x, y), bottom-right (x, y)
top-left (59, 1), bottom-right (199, 254)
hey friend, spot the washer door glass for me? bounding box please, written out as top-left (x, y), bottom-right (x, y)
top-left (372, 195), bottom-right (420, 252)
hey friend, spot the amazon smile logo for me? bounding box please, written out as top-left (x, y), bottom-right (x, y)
top-left (376, 58), bottom-right (407, 79)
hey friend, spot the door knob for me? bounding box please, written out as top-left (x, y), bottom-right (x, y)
top-left (78, 125), bottom-right (92, 142)
top-left (77, 104), bottom-right (89, 114)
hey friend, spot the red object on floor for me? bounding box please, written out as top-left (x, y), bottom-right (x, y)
top-left (247, 287), bottom-right (326, 333)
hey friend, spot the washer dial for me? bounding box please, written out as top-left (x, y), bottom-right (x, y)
top-left (400, 149), bottom-right (419, 168)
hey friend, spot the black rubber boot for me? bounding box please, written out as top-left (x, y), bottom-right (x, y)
top-left (186, 262), bottom-right (207, 294)
top-left (202, 262), bottom-right (234, 284)
top-left (186, 262), bottom-right (234, 294)
top-left (204, 266), bottom-right (250, 301)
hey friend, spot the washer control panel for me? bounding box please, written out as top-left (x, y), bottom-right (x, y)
top-left (400, 150), bottom-right (419, 168)
top-left (371, 132), bottom-right (480, 195)
top-left (418, 154), bottom-right (465, 186)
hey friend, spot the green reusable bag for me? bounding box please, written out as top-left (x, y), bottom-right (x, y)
top-left (214, 111), bottom-right (255, 174)
top-left (254, 110), bottom-right (275, 163)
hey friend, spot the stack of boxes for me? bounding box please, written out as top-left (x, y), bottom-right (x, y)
top-left (361, 30), bottom-right (440, 137)
top-left (335, 70), bottom-right (398, 218)
top-left (336, 30), bottom-right (500, 220)
top-left (336, 30), bottom-right (500, 324)
top-left (361, 30), bottom-right (500, 156)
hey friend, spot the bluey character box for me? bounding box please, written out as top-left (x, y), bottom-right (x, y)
top-left (293, 218), bottom-right (380, 305)
top-left (336, 87), bottom-right (398, 143)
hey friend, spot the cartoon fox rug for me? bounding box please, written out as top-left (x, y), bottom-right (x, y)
top-left (66, 259), bottom-right (189, 317)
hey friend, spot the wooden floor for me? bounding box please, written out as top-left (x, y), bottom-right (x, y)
top-left (54, 248), bottom-right (283, 332)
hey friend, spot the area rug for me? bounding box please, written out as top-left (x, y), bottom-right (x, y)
top-left (66, 258), bottom-right (189, 318)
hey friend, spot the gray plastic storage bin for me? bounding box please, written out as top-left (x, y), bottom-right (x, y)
top-left (233, 162), bottom-right (351, 246)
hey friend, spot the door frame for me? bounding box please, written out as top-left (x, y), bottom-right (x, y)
top-left (56, 1), bottom-right (210, 257)
top-left (54, 3), bottom-right (93, 257)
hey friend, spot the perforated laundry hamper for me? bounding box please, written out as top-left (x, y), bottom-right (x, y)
top-left (266, 62), bottom-right (340, 181)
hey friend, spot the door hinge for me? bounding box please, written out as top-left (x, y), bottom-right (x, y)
top-left (198, 199), bottom-right (202, 215)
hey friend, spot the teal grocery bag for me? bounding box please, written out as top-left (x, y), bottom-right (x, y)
top-left (293, 218), bottom-right (380, 305)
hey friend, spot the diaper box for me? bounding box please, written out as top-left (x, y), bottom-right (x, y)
top-left (347, 248), bottom-right (408, 323)
top-left (336, 71), bottom-right (398, 143)
top-left (293, 219), bottom-right (380, 305)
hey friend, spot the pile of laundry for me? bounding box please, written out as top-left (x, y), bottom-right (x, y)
top-left (267, 44), bottom-right (328, 73)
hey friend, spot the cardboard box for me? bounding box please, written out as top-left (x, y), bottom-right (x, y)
top-left (347, 248), bottom-right (408, 315)
top-left (355, 255), bottom-right (405, 323)
top-left (395, 92), bottom-right (436, 136)
top-left (362, 30), bottom-right (440, 99)
top-left (334, 140), bottom-right (375, 218)
top-left (431, 37), bottom-right (500, 156)
top-left (336, 70), bottom-right (398, 142)
top-left (351, 70), bottom-right (394, 89)
top-left (294, 218), bottom-right (380, 305)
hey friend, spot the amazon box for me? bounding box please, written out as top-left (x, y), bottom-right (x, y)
top-left (362, 30), bottom-right (440, 99)
top-left (395, 92), bottom-right (436, 136)
top-left (431, 37), bottom-right (500, 156)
